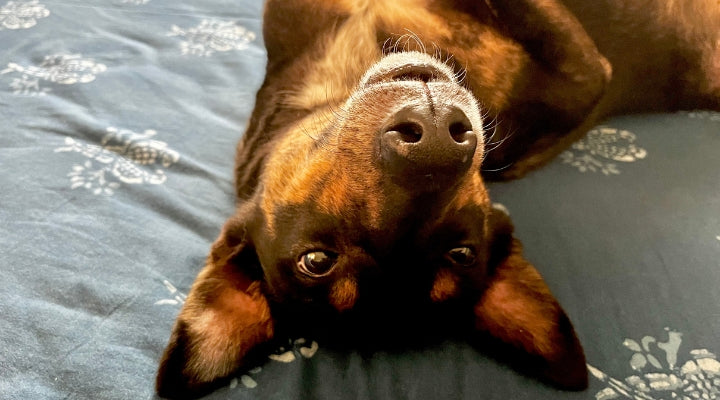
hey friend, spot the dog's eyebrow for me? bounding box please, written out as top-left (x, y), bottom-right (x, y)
top-left (272, 204), bottom-right (354, 247)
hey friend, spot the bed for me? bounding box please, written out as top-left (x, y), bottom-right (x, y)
top-left (2, 1), bottom-right (719, 399)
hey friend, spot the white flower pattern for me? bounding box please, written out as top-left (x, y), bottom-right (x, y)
top-left (0, 0), bottom-right (49, 30)
top-left (590, 328), bottom-right (720, 400)
top-left (155, 280), bottom-right (187, 306)
top-left (561, 127), bottom-right (647, 175)
top-left (686, 110), bottom-right (720, 122)
top-left (54, 127), bottom-right (180, 196)
top-left (167, 19), bottom-right (256, 57)
top-left (1, 53), bottom-right (106, 95)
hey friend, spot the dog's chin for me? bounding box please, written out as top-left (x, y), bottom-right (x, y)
top-left (359, 51), bottom-right (459, 87)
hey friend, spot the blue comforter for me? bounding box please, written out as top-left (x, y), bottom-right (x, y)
top-left (2, 1), bottom-right (719, 399)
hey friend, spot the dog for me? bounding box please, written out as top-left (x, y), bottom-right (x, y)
top-left (156, 0), bottom-right (720, 398)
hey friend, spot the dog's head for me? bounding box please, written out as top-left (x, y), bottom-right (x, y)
top-left (157, 51), bottom-right (587, 398)
top-left (244, 51), bottom-right (492, 313)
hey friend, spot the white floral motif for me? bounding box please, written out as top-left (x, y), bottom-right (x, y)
top-left (269, 338), bottom-right (319, 363)
top-left (227, 338), bottom-right (318, 390)
top-left (0, 0), bottom-right (49, 30)
top-left (589, 328), bottom-right (720, 400)
top-left (155, 280), bottom-right (187, 306)
top-left (168, 19), bottom-right (256, 57)
top-left (561, 127), bottom-right (647, 175)
top-left (687, 110), bottom-right (720, 122)
top-left (1, 54), bottom-right (106, 95)
top-left (230, 367), bottom-right (263, 389)
top-left (54, 127), bottom-right (180, 196)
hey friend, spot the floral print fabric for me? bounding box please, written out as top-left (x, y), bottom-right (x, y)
top-left (1, 0), bottom-right (718, 399)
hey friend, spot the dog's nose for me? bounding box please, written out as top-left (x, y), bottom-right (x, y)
top-left (380, 103), bottom-right (477, 184)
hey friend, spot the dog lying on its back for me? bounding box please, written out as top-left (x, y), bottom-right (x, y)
top-left (156, 0), bottom-right (720, 398)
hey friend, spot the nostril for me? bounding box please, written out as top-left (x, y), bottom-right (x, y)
top-left (386, 122), bottom-right (423, 143)
top-left (449, 120), bottom-right (474, 144)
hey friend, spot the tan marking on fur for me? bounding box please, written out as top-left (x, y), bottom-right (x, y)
top-left (430, 268), bottom-right (460, 302)
top-left (316, 167), bottom-right (385, 231)
top-left (329, 277), bottom-right (359, 312)
top-left (316, 172), bottom-right (352, 216)
top-left (185, 282), bottom-right (273, 382)
top-left (260, 110), bottom-right (336, 233)
top-left (259, 103), bottom-right (386, 231)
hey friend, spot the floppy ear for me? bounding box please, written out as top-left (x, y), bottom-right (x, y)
top-left (156, 216), bottom-right (274, 399)
top-left (473, 205), bottom-right (588, 389)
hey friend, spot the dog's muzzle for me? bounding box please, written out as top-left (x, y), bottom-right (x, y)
top-left (359, 52), bottom-right (481, 188)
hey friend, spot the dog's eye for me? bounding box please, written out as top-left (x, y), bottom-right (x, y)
top-left (446, 247), bottom-right (476, 266)
top-left (298, 251), bottom-right (338, 277)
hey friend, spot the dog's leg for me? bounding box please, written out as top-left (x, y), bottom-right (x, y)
top-left (484, 0), bottom-right (612, 92)
top-left (472, 205), bottom-right (587, 389)
top-left (156, 218), bottom-right (274, 399)
top-left (479, 0), bottom-right (612, 177)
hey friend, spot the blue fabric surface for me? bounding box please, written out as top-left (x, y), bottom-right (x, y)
top-left (1, 1), bottom-right (264, 398)
top-left (1, 1), bottom-right (719, 399)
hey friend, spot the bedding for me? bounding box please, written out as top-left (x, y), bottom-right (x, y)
top-left (1, 1), bottom-right (718, 399)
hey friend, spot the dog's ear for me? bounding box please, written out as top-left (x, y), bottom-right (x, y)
top-left (474, 204), bottom-right (588, 389)
top-left (156, 216), bottom-right (274, 399)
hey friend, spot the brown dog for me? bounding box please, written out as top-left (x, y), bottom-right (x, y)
top-left (156, 0), bottom-right (720, 398)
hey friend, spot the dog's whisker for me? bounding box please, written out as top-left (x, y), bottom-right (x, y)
top-left (480, 120), bottom-right (514, 163)
top-left (389, 35), bottom-right (401, 53)
top-left (485, 132), bottom-right (514, 159)
top-left (316, 84), bottom-right (352, 156)
top-left (403, 29), bottom-right (427, 54)
top-left (454, 64), bottom-right (468, 85)
top-left (381, 36), bottom-right (395, 55)
top-left (481, 162), bottom-right (514, 173)
top-left (485, 126), bottom-right (509, 148)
